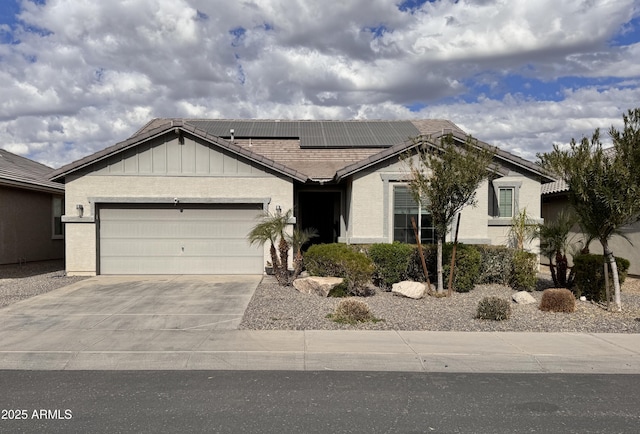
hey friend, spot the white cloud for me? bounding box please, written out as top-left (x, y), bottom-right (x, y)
top-left (0, 0), bottom-right (638, 168)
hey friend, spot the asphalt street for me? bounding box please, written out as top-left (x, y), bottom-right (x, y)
top-left (1, 371), bottom-right (639, 433)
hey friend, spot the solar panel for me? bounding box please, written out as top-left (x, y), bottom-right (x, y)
top-left (187, 120), bottom-right (420, 148)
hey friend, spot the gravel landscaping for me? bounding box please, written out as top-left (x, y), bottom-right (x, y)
top-left (0, 260), bottom-right (87, 308)
top-left (239, 272), bottom-right (640, 333)
top-left (2, 261), bottom-right (639, 333)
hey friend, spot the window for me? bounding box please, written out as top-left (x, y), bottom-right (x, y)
top-left (52, 196), bottom-right (64, 238)
top-left (393, 185), bottom-right (435, 244)
top-left (498, 187), bottom-right (514, 218)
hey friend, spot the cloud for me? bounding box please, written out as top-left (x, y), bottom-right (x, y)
top-left (0, 0), bottom-right (638, 168)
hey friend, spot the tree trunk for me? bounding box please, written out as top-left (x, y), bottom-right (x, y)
top-left (602, 240), bottom-right (622, 312)
top-left (548, 255), bottom-right (559, 287)
top-left (556, 251), bottom-right (568, 287)
top-left (437, 236), bottom-right (444, 293)
top-left (277, 238), bottom-right (290, 285)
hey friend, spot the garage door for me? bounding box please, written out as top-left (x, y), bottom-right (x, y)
top-left (98, 204), bottom-right (263, 274)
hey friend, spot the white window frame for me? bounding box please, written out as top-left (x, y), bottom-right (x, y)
top-left (498, 187), bottom-right (514, 218)
top-left (392, 185), bottom-right (435, 244)
top-left (491, 179), bottom-right (522, 220)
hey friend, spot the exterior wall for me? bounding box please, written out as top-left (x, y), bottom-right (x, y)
top-left (541, 194), bottom-right (640, 275)
top-left (344, 153), bottom-right (543, 248)
top-left (62, 136), bottom-right (294, 275)
top-left (0, 186), bottom-right (64, 264)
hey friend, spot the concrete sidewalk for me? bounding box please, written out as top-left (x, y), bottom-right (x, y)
top-left (1, 329), bottom-right (638, 373)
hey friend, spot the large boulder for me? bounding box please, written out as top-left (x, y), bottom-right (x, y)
top-left (293, 276), bottom-right (344, 297)
top-left (392, 281), bottom-right (426, 299)
top-left (512, 291), bottom-right (536, 305)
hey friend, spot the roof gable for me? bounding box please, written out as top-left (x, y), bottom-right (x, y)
top-left (0, 148), bottom-right (63, 193)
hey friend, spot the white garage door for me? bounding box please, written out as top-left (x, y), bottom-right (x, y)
top-left (98, 204), bottom-right (263, 274)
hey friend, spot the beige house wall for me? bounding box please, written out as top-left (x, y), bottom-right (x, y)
top-left (63, 174), bottom-right (293, 276)
top-left (344, 154), bottom-right (544, 248)
top-left (0, 186), bottom-right (64, 265)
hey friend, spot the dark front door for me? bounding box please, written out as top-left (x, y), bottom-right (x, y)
top-left (298, 191), bottom-right (341, 245)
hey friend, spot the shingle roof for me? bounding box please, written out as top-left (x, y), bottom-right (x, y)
top-left (0, 148), bottom-right (64, 193)
top-left (540, 146), bottom-right (617, 195)
top-left (50, 118), bottom-right (551, 184)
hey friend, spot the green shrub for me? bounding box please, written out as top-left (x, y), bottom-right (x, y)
top-left (368, 243), bottom-right (414, 289)
top-left (305, 243), bottom-right (375, 296)
top-left (539, 288), bottom-right (575, 313)
top-left (476, 296), bottom-right (511, 321)
top-left (330, 298), bottom-right (373, 324)
top-left (475, 245), bottom-right (515, 285)
top-left (511, 251), bottom-right (537, 291)
top-left (572, 254), bottom-right (630, 302)
top-left (405, 243), bottom-right (481, 292)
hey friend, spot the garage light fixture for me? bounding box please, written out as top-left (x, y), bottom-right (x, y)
top-left (275, 205), bottom-right (282, 215)
top-left (76, 204), bottom-right (84, 217)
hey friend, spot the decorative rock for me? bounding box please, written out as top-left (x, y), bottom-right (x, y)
top-left (392, 281), bottom-right (426, 299)
top-left (580, 296), bottom-right (587, 302)
top-left (299, 271), bottom-right (310, 278)
top-left (293, 277), bottom-right (343, 297)
top-left (512, 291), bottom-right (536, 304)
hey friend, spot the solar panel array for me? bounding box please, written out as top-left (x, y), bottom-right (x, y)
top-left (188, 120), bottom-right (420, 148)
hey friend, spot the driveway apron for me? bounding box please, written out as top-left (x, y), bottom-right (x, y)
top-left (0, 275), bottom-right (261, 354)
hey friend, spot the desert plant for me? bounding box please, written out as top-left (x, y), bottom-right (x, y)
top-left (511, 250), bottom-right (537, 291)
top-left (288, 227), bottom-right (318, 279)
top-left (539, 288), bottom-right (576, 313)
top-left (247, 209), bottom-right (293, 285)
top-left (539, 209), bottom-right (577, 288)
top-left (508, 208), bottom-right (539, 251)
top-left (305, 243), bottom-right (375, 296)
top-left (331, 298), bottom-right (373, 324)
top-left (476, 297), bottom-right (511, 321)
top-left (368, 242), bottom-right (414, 290)
top-left (572, 254), bottom-right (630, 302)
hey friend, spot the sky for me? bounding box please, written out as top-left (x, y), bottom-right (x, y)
top-left (0, 0), bottom-right (639, 169)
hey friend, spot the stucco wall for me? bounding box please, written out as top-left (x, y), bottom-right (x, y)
top-left (0, 186), bottom-right (64, 264)
top-left (63, 174), bottom-right (293, 275)
top-left (345, 153), bottom-right (543, 248)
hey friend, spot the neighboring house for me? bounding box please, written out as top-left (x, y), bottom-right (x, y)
top-left (0, 149), bottom-right (65, 265)
top-left (541, 179), bottom-right (640, 276)
top-left (50, 119), bottom-right (554, 276)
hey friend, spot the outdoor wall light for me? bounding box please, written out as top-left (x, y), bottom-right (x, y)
top-left (76, 204), bottom-right (84, 217)
top-left (276, 205), bottom-right (282, 215)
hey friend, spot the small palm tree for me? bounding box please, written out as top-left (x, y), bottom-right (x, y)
top-left (288, 227), bottom-right (318, 279)
top-left (248, 209), bottom-right (293, 285)
top-left (539, 209), bottom-right (577, 287)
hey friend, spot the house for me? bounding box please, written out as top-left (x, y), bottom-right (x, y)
top-left (542, 180), bottom-right (640, 276)
top-left (0, 149), bottom-right (65, 265)
top-left (49, 119), bottom-right (554, 276)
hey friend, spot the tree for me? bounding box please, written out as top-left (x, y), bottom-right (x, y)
top-left (538, 209), bottom-right (577, 287)
top-left (248, 209), bottom-right (293, 285)
top-left (538, 108), bottom-right (640, 311)
top-left (405, 134), bottom-right (495, 294)
top-left (288, 227), bottom-right (318, 279)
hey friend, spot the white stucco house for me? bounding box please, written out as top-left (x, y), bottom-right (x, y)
top-left (50, 119), bottom-right (554, 276)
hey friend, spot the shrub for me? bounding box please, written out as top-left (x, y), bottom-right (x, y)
top-left (368, 243), bottom-right (414, 290)
top-left (331, 298), bottom-right (373, 324)
top-left (511, 251), bottom-right (537, 291)
top-left (539, 288), bottom-right (576, 313)
top-left (476, 296), bottom-right (511, 321)
top-left (572, 254), bottom-right (630, 302)
top-left (305, 243), bottom-right (375, 296)
top-left (405, 243), bottom-right (481, 292)
top-left (475, 245), bottom-right (515, 285)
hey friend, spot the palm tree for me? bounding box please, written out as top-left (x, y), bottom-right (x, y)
top-left (248, 209), bottom-right (293, 285)
top-left (539, 209), bottom-right (577, 287)
top-left (288, 227), bottom-right (318, 279)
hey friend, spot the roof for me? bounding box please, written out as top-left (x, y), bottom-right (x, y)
top-left (0, 148), bottom-right (64, 193)
top-left (51, 118), bottom-right (551, 183)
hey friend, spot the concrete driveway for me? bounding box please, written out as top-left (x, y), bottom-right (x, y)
top-left (0, 275), bottom-right (261, 332)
